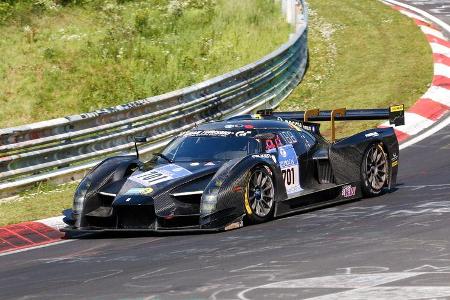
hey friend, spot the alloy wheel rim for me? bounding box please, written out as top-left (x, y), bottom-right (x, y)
top-left (365, 145), bottom-right (387, 191)
top-left (248, 170), bottom-right (274, 217)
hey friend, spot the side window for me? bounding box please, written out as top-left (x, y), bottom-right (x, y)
top-left (264, 134), bottom-right (283, 152)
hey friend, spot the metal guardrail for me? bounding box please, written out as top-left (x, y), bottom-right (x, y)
top-left (0, 0), bottom-right (308, 196)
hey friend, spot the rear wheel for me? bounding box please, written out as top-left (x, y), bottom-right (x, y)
top-left (245, 167), bottom-right (275, 223)
top-left (361, 143), bottom-right (388, 197)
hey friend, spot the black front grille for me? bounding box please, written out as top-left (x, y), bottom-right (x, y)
top-left (117, 206), bottom-right (156, 229)
top-left (99, 193), bottom-right (115, 207)
top-left (158, 215), bottom-right (200, 228)
top-left (154, 193), bottom-right (202, 216)
top-left (172, 194), bottom-right (202, 214)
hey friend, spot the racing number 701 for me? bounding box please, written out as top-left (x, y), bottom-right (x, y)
top-left (282, 167), bottom-right (295, 186)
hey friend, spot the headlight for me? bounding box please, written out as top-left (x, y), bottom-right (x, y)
top-left (200, 189), bottom-right (218, 214)
top-left (73, 177), bottom-right (91, 215)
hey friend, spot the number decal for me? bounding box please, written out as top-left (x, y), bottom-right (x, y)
top-left (282, 167), bottom-right (295, 186)
top-left (281, 131), bottom-right (297, 144)
top-left (129, 164), bottom-right (192, 186)
top-left (277, 144), bottom-right (302, 195)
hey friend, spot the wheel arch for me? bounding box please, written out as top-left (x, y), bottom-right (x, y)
top-left (199, 155), bottom-right (286, 228)
top-left (74, 155), bottom-right (143, 227)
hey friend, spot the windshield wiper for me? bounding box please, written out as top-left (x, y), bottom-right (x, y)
top-left (153, 152), bottom-right (173, 163)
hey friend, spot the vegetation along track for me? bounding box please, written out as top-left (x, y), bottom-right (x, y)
top-left (280, 0), bottom-right (433, 138)
top-left (0, 0), bottom-right (433, 226)
top-left (0, 0), bottom-right (290, 127)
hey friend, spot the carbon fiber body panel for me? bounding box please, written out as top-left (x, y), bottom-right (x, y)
top-left (64, 119), bottom-right (399, 234)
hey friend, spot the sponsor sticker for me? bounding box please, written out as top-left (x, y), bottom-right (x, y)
top-left (142, 187), bottom-right (154, 194)
top-left (224, 221), bottom-right (243, 231)
top-left (125, 188), bottom-right (143, 195)
top-left (341, 185), bottom-right (356, 198)
top-left (235, 130), bottom-right (252, 137)
top-left (390, 105), bottom-right (404, 112)
top-left (252, 154), bottom-right (277, 163)
top-left (365, 132), bottom-right (379, 138)
top-left (392, 152), bottom-right (399, 161)
top-left (277, 144), bottom-right (302, 195)
top-left (125, 187), bottom-right (154, 195)
top-left (184, 130), bottom-right (234, 137)
top-left (391, 152), bottom-right (399, 167)
top-left (287, 121), bottom-right (303, 131)
top-left (224, 124), bottom-right (243, 129)
top-left (129, 164), bottom-right (192, 186)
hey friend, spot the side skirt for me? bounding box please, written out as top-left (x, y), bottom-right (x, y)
top-left (274, 182), bottom-right (362, 218)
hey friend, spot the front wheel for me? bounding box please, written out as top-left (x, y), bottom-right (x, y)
top-left (244, 167), bottom-right (275, 224)
top-left (361, 143), bottom-right (388, 197)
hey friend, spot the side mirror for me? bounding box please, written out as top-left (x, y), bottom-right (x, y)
top-left (133, 136), bottom-right (148, 159)
top-left (134, 136), bottom-right (148, 143)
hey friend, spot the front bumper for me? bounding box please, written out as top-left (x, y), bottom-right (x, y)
top-left (61, 208), bottom-right (244, 235)
top-left (60, 225), bottom-right (223, 235)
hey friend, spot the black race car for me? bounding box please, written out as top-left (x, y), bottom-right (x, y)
top-left (62, 106), bottom-right (405, 233)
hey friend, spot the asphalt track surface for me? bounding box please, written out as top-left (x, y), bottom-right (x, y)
top-left (402, 0), bottom-right (450, 38)
top-left (1, 2), bottom-right (450, 300)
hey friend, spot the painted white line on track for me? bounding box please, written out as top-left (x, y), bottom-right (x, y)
top-left (421, 85), bottom-right (450, 106)
top-left (38, 216), bottom-right (66, 229)
top-left (400, 115), bottom-right (450, 150)
top-left (392, 112), bottom-right (435, 135)
top-left (383, 0), bottom-right (450, 34)
top-left (398, 10), bottom-right (428, 23)
top-left (237, 272), bottom-right (450, 300)
top-left (420, 25), bottom-right (447, 40)
top-left (0, 240), bottom-right (74, 257)
top-left (434, 63), bottom-right (450, 77)
top-left (430, 42), bottom-right (450, 56)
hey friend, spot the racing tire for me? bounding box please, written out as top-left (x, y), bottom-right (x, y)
top-left (361, 143), bottom-right (388, 197)
top-left (244, 166), bottom-right (275, 224)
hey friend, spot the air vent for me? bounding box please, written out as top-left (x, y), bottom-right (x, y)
top-left (316, 159), bottom-right (335, 184)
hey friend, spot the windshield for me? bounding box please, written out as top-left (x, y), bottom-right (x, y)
top-left (161, 135), bottom-right (257, 162)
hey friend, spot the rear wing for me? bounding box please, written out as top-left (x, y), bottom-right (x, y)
top-left (257, 105), bottom-right (405, 142)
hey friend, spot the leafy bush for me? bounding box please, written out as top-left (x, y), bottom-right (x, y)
top-left (0, 2), bottom-right (13, 23)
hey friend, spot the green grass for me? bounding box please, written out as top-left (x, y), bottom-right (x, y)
top-left (0, 182), bottom-right (76, 226)
top-left (0, 0), bottom-right (434, 225)
top-left (0, 0), bottom-right (291, 127)
top-left (280, 0), bottom-right (433, 138)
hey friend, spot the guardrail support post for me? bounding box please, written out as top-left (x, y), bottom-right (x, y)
top-left (286, 0), bottom-right (297, 25)
top-left (281, 0), bottom-right (287, 15)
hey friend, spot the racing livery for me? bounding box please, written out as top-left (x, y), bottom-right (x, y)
top-left (62, 106), bottom-right (404, 233)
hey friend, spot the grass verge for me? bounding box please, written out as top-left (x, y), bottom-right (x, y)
top-left (279, 0), bottom-right (433, 138)
top-left (0, 0), bottom-right (290, 127)
top-left (0, 182), bottom-right (76, 226)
